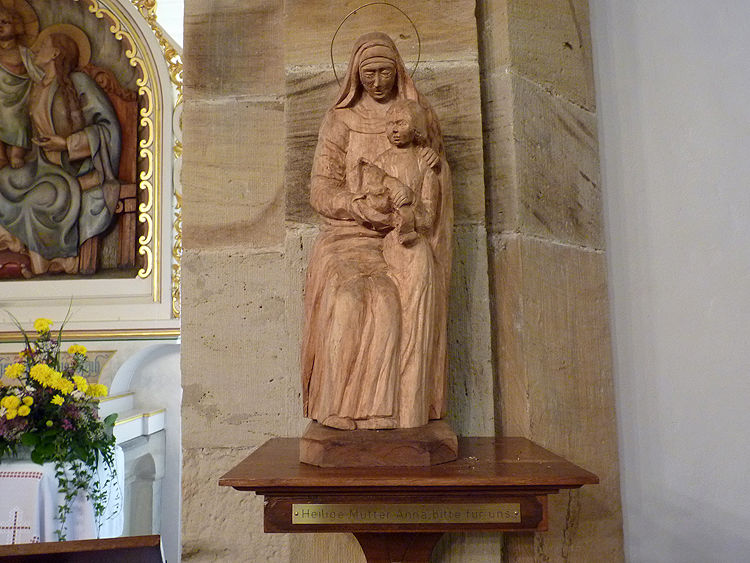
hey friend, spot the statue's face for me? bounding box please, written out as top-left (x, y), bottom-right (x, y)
top-left (386, 109), bottom-right (415, 147)
top-left (33, 36), bottom-right (58, 67)
top-left (359, 61), bottom-right (396, 102)
top-left (0, 13), bottom-right (14, 41)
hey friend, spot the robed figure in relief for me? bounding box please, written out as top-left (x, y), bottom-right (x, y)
top-left (301, 32), bottom-right (453, 430)
top-left (0, 26), bottom-right (121, 276)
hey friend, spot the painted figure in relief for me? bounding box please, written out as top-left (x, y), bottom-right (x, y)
top-left (0, 5), bottom-right (32, 169)
top-left (0, 25), bottom-right (121, 276)
top-left (302, 32), bottom-right (453, 430)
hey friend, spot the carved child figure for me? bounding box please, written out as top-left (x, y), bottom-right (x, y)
top-left (357, 99), bottom-right (440, 247)
top-left (0, 6), bottom-right (31, 169)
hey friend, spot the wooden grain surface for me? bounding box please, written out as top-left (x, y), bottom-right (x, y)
top-left (219, 437), bottom-right (598, 492)
top-left (0, 535), bottom-right (162, 562)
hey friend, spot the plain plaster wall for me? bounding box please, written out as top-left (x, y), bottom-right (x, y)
top-left (590, 2), bottom-right (750, 562)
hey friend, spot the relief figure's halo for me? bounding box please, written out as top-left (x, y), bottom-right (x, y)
top-left (330, 2), bottom-right (421, 85)
top-left (0, 0), bottom-right (39, 46)
top-left (32, 23), bottom-right (91, 70)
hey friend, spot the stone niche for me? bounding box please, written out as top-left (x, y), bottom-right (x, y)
top-left (181, 1), bottom-right (623, 561)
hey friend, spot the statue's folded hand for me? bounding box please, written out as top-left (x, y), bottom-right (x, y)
top-left (384, 177), bottom-right (413, 208)
top-left (350, 196), bottom-right (394, 230)
top-left (33, 135), bottom-right (67, 152)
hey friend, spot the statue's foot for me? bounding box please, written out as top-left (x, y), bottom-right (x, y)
top-left (9, 156), bottom-right (23, 169)
top-left (356, 416), bottom-right (398, 430)
top-left (320, 415), bottom-right (356, 430)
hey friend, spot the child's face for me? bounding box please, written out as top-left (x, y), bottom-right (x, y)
top-left (386, 109), bottom-right (415, 147)
top-left (0, 13), bottom-right (14, 42)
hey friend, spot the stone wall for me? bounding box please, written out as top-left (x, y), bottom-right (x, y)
top-left (480, 1), bottom-right (624, 560)
top-left (181, 1), bottom-right (623, 561)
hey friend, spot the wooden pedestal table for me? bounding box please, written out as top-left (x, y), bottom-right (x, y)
top-left (219, 437), bottom-right (598, 563)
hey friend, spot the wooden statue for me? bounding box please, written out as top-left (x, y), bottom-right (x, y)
top-left (302, 32), bottom-right (453, 431)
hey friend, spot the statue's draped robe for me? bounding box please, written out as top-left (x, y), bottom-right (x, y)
top-left (0, 71), bottom-right (121, 271)
top-left (0, 62), bottom-right (31, 148)
top-left (301, 33), bottom-right (453, 429)
top-left (375, 147), bottom-right (445, 427)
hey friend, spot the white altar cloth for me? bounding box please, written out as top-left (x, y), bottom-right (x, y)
top-left (0, 446), bottom-right (124, 544)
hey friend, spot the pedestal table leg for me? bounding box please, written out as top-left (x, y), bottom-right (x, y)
top-left (353, 532), bottom-right (443, 563)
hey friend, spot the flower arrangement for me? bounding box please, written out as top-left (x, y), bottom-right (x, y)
top-left (0, 316), bottom-right (117, 540)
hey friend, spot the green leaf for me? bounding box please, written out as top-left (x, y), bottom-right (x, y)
top-left (20, 433), bottom-right (39, 447)
top-left (30, 448), bottom-right (45, 465)
top-left (103, 413), bottom-right (118, 426)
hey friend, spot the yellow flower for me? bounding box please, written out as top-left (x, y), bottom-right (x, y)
top-left (72, 375), bottom-right (88, 393)
top-left (50, 376), bottom-right (75, 396)
top-left (22, 396), bottom-right (32, 406)
top-left (30, 364), bottom-right (55, 386)
top-left (33, 318), bottom-right (53, 333)
top-left (87, 383), bottom-right (108, 398)
top-left (1, 395), bottom-right (20, 410)
top-left (50, 394), bottom-right (64, 406)
top-left (5, 409), bottom-right (17, 420)
top-left (3, 363), bottom-right (24, 379)
top-left (18, 405), bottom-right (30, 417)
top-left (67, 344), bottom-right (87, 356)
top-left (63, 380), bottom-right (75, 395)
top-left (46, 420), bottom-right (53, 427)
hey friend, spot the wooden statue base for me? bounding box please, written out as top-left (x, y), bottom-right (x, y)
top-left (220, 437), bottom-right (598, 563)
top-left (299, 420), bottom-right (458, 467)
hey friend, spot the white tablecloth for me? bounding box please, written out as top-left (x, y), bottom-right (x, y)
top-left (0, 446), bottom-right (124, 544)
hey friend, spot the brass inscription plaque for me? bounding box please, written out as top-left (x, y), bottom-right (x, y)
top-left (291, 503), bottom-right (521, 525)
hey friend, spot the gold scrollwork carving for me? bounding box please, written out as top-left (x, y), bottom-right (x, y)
top-left (139, 213), bottom-right (154, 246)
top-left (171, 192), bottom-right (182, 317)
top-left (138, 245), bottom-right (153, 278)
top-left (139, 180), bottom-right (154, 212)
top-left (78, 0), bottom-right (159, 290)
top-left (131, 0), bottom-right (183, 104)
top-left (82, 0), bottom-right (183, 312)
top-left (128, 0), bottom-right (185, 317)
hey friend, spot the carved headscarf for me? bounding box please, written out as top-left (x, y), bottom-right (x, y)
top-left (334, 32), bottom-right (443, 154)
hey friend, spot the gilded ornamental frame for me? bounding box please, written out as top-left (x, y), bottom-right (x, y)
top-left (0, 0), bottom-right (182, 341)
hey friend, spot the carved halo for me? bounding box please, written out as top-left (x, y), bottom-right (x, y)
top-left (0, 0), bottom-right (39, 47)
top-left (33, 23), bottom-right (91, 70)
top-left (330, 1), bottom-right (421, 85)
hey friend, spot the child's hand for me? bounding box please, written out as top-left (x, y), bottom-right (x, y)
top-left (390, 180), bottom-right (414, 208)
top-left (419, 146), bottom-right (441, 170)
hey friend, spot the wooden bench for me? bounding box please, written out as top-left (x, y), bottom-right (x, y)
top-left (0, 535), bottom-right (163, 563)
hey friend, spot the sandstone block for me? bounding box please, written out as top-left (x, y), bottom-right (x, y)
top-left (507, 0), bottom-right (596, 110)
top-left (446, 225), bottom-right (495, 437)
top-left (184, 0), bottom-right (283, 98)
top-left (476, 0), bottom-right (512, 71)
top-left (491, 233), bottom-right (624, 560)
top-left (432, 532), bottom-right (505, 563)
top-left (284, 70), bottom-right (338, 225)
top-left (284, 0), bottom-right (479, 67)
top-left (512, 76), bottom-right (603, 248)
top-left (285, 63), bottom-right (485, 225)
top-left (182, 99), bottom-right (284, 249)
top-left (418, 62), bottom-right (486, 224)
top-left (182, 447), bottom-right (290, 562)
top-left (290, 534), bottom-right (366, 563)
top-left (181, 249), bottom-right (297, 449)
top-left (478, 69), bottom-right (516, 234)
